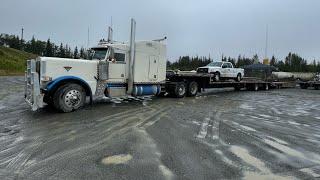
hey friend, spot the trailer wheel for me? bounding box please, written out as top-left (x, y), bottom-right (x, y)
top-left (174, 82), bottom-right (186, 98)
top-left (53, 83), bottom-right (86, 112)
top-left (264, 84), bottom-right (269, 91)
top-left (236, 73), bottom-right (242, 82)
top-left (254, 84), bottom-right (259, 91)
top-left (187, 81), bottom-right (198, 97)
top-left (214, 72), bottom-right (220, 81)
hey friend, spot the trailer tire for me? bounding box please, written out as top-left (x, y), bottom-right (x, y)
top-left (53, 83), bottom-right (86, 112)
top-left (174, 82), bottom-right (186, 98)
top-left (187, 81), bottom-right (198, 97)
top-left (236, 73), bottom-right (242, 82)
top-left (264, 84), bottom-right (269, 91)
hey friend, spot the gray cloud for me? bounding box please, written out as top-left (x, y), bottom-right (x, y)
top-left (1, 0), bottom-right (319, 61)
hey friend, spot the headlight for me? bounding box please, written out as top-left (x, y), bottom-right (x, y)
top-left (41, 76), bottom-right (52, 82)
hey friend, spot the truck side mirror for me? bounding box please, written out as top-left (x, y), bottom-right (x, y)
top-left (107, 47), bottom-right (115, 61)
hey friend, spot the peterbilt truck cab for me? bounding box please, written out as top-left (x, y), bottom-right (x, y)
top-left (25, 19), bottom-right (167, 112)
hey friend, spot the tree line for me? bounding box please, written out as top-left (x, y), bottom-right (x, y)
top-left (1, 33), bottom-right (319, 72)
top-left (0, 33), bottom-right (88, 59)
top-left (168, 53), bottom-right (320, 72)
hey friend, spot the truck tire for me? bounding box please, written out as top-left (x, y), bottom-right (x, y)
top-left (174, 82), bottom-right (186, 98)
top-left (264, 84), bottom-right (269, 91)
top-left (53, 83), bottom-right (86, 112)
top-left (187, 81), bottom-right (198, 97)
top-left (214, 72), bottom-right (220, 81)
top-left (236, 73), bottom-right (242, 82)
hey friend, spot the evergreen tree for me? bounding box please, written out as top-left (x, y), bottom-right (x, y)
top-left (45, 39), bottom-right (53, 57)
top-left (73, 46), bottom-right (79, 59)
top-left (270, 55), bottom-right (276, 66)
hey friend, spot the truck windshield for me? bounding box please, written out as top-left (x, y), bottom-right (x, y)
top-left (207, 62), bottom-right (222, 67)
top-left (91, 48), bottom-right (108, 60)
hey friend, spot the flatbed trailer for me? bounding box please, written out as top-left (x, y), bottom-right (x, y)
top-left (299, 81), bottom-right (320, 90)
top-left (164, 71), bottom-right (292, 97)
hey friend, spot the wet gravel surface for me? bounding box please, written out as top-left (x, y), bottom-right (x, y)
top-left (0, 76), bottom-right (320, 180)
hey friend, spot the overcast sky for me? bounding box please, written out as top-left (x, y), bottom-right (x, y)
top-left (1, 0), bottom-right (319, 62)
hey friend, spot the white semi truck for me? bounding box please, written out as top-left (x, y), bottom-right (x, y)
top-left (25, 19), bottom-right (287, 112)
top-left (25, 19), bottom-right (166, 112)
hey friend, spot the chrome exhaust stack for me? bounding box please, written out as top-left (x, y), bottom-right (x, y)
top-left (127, 18), bottom-right (136, 95)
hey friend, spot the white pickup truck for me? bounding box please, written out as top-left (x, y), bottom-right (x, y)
top-left (197, 62), bottom-right (244, 82)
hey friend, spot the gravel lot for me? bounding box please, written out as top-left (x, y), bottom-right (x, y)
top-left (0, 76), bottom-right (320, 180)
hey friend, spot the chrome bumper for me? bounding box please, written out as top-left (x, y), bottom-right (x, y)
top-left (25, 59), bottom-right (44, 111)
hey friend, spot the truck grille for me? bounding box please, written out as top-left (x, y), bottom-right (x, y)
top-left (197, 68), bottom-right (208, 73)
top-left (25, 59), bottom-right (43, 111)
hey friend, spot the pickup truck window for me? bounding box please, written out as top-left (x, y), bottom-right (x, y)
top-left (207, 62), bottom-right (222, 67)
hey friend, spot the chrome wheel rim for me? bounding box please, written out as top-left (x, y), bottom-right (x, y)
top-left (64, 90), bottom-right (82, 108)
top-left (190, 84), bottom-right (197, 95)
top-left (178, 85), bottom-right (185, 96)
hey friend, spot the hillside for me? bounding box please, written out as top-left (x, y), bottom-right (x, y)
top-left (0, 46), bottom-right (37, 75)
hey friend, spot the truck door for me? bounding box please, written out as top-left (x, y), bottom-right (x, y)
top-left (221, 63), bottom-right (228, 77)
top-left (226, 63), bottom-right (233, 77)
top-left (108, 50), bottom-right (126, 82)
top-left (148, 55), bottom-right (159, 81)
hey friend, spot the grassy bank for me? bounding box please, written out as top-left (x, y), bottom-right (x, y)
top-left (0, 46), bottom-right (37, 76)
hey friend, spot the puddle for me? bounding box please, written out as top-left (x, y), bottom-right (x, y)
top-left (101, 154), bottom-right (132, 165)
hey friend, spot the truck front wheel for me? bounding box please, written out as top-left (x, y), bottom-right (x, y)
top-left (53, 83), bottom-right (86, 112)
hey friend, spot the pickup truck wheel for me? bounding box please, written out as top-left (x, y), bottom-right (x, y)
top-left (236, 73), bottom-right (242, 82)
top-left (174, 82), bottom-right (186, 98)
top-left (53, 83), bottom-right (86, 112)
top-left (187, 81), bottom-right (198, 97)
top-left (214, 72), bottom-right (220, 81)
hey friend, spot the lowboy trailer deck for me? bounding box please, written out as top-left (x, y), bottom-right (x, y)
top-left (164, 71), bottom-right (291, 98)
